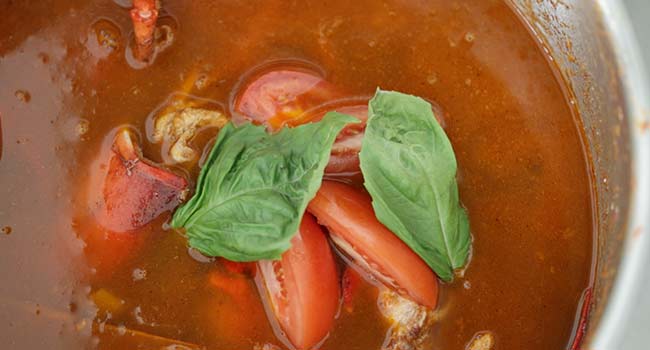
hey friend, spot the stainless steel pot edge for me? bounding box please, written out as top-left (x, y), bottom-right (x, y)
top-left (591, 1), bottom-right (650, 349)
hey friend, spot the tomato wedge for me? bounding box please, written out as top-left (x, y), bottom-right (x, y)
top-left (257, 213), bottom-right (340, 350)
top-left (319, 104), bottom-right (367, 174)
top-left (233, 67), bottom-right (369, 175)
top-left (233, 68), bottom-right (341, 130)
top-left (308, 181), bottom-right (439, 309)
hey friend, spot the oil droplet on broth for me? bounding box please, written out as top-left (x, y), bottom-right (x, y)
top-left (76, 119), bottom-right (90, 136)
top-left (132, 268), bottom-right (147, 281)
top-left (2, 226), bottom-right (11, 235)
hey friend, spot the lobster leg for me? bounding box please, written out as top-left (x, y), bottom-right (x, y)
top-left (130, 0), bottom-right (159, 62)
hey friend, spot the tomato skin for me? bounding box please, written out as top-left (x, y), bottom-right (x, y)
top-left (233, 68), bottom-right (341, 130)
top-left (258, 213), bottom-right (340, 350)
top-left (319, 104), bottom-right (367, 175)
top-left (233, 68), bottom-right (369, 175)
top-left (308, 181), bottom-right (439, 309)
top-left (236, 68), bottom-right (448, 177)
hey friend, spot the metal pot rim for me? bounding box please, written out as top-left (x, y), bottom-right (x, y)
top-left (591, 1), bottom-right (650, 348)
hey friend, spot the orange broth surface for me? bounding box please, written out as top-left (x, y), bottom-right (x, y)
top-left (0, 1), bottom-right (594, 349)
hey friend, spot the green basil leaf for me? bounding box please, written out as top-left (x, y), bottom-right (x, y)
top-left (171, 112), bottom-right (358, 261)
top-left (359, 89), bottom-right (471, 282)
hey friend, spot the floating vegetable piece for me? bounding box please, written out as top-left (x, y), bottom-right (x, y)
top-left (313, 104), bottom-right (368, 175)
top-left (234, 67), bottom-right (369, 175)
top-left (90, 288), bottom-right (125, 316)
top-left (153, 107), bottom-right (229, 163)
top-left (171, 113), bottom-right (357, 261)
top-left (379, 289), bottom-right (437, 350)
top-left (308, 181), bottom-right (438, 309)
top-left (359, 90), bottom-right (471, 282)
top-left (234, 68), bottom-right (341, 130)
top-left (257, 214), bottom-right (340, 350)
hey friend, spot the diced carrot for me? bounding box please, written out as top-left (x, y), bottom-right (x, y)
top-left (90, 288), bottom-right (125, 316)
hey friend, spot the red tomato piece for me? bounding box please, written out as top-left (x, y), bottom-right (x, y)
top-left (234, 67), bottom-right (372, 175)
top-left (233, 68), bottom-right (341, 130)
top-left (235, 67), bottom-right (449, 176)
top-left (257, 213), bottom-right (340, 350)
top-left (320, 104), bottom-right (367, 174)
top-left (308, 181), bottom-right (439, 309)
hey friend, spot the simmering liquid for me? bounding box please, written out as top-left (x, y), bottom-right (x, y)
top-left (0, 1), bottom-right (594, 349)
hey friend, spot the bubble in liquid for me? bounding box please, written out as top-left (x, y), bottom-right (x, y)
top-left (132, 268), bottom-right (147, 281)
top-left (76, 119), bottom-right (90, 136)
top-left (91, 19), bottom-right (122, 52)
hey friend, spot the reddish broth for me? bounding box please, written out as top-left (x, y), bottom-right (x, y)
top-left (0, 0), bottom-right (594, 349)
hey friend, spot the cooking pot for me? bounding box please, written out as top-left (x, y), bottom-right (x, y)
top-left (509, 0), bottom-right (650, 348)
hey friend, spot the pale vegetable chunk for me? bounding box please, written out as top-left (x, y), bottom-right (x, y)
top-left (378, 289), bottom-right (437, 350)
top-left (153, 107), bottom-right (229, 163)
